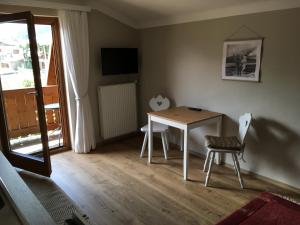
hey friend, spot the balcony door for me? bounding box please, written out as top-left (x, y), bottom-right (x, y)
top-left (0, 12), bottom-right (51, 176)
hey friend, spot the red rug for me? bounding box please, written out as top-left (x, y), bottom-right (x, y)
top-left (216, 192), bottom-right (300, 225)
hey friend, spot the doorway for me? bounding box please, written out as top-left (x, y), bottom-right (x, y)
top-left (0, 12), bottom-right (70, 176)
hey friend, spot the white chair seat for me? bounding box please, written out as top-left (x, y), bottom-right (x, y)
top-left (141, 123), bottom-right (168, 133)
top-left (140, 123), bottom-right (169, 159)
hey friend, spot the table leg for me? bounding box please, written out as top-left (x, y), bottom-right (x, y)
top-left (183, 126), bottom-right (189, 181)
top-left (180, 130), bottom-right (184, 151)
top-left (148, 115), bottom-right (153, 163)
top-left (216, 116), bottom-right (223, 165)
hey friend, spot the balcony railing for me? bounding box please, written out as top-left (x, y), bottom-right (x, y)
top-left (3, 85), bottom-right (60, 138)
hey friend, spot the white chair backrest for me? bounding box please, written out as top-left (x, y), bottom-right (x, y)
top-left (238, 113), bottom-right (252, 144)
top-left (149, 95), bottom-right (170, 112)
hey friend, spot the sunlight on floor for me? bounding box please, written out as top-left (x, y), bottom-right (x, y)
top-left (11, 130), bottom-right (63, 155)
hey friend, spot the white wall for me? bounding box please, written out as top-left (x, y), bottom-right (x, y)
top-left (88, 9), bottom-right (139, 143)
top-left (2, 2), bottom-right (299, 189)
top-left (139, 8), bottom-right (300, 189)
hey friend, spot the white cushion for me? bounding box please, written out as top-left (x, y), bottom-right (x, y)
top-left (141, 122), bottom-right (168, 132)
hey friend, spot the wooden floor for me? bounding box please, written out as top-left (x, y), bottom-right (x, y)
top-left (50, 136), bottom-right (300, 225)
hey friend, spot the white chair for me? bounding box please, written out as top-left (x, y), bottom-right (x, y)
top-left (140, 95), bottom-right (170, 159)
top-left (203, 113), bottom-right (252, 188)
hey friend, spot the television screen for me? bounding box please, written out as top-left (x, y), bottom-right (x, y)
top-left (101, 48), bottom-right (138, 75)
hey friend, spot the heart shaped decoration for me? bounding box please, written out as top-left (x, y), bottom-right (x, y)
top-left (149, 95), bottom-right (170, 111)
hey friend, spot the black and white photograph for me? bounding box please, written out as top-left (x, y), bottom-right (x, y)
top-left (222, 39), bottom-right (262, 82)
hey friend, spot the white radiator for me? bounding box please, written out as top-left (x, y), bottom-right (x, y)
top-left (98, 83), bottom-right (137, 140)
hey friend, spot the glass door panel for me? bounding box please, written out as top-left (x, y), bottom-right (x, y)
top-left (0, 21), bottom-right (44, 155)
top-left (35, 23), bottom-right (63, 149)
top-left (0, 12), bottom-right (51, 176)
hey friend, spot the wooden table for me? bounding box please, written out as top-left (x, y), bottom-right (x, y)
top-left (148, 106), bottom-right (223, 181)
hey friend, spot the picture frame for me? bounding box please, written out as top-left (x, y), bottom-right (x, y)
top-left (222, 39), bottom-right (262, 82)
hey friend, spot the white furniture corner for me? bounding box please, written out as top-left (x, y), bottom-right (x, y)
top-left (0, 152), bottom-right (56, 225)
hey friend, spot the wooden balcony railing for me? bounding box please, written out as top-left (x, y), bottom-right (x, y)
top-left (3, 85), bottom-right (60, 138)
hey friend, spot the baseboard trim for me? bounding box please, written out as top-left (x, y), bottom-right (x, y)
top-left (226, 164), bottom-right (300, 192)
top-left (96, 131), bottom-right (139, 147)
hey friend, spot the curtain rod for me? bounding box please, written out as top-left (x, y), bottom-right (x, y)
top-left (0, 0), bottom-right (91, 12)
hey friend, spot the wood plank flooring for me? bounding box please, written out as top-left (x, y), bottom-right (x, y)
top-left (50, 136), bottom-right (300, 225)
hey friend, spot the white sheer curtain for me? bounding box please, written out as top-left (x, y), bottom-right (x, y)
top-left (59, 10), bottom-right (96, 153)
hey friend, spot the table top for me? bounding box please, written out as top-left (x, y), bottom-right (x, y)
top-left (148, 106), bottom-right (222, 125)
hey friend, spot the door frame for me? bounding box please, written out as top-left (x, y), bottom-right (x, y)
top-left (35, 16), bottom-right (71, 153)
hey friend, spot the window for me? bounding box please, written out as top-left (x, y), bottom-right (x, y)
top-left (0, 22), bottom-right (53, 90)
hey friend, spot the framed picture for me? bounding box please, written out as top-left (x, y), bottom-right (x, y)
top-left (222, 39), bottom-right (262, 82)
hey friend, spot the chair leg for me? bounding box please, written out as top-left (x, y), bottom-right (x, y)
top-left (231, 153), bottom-right (238, 175)
top-left (161, 132), bottom-right (168, 160)
top-left (203, 150), bottom-right (211, 172)
top-left (205, 152), bottom-right (215, 187)
top-left (140, 132), bottom-right (148, 158)
top-left (233, 153), bottom-right (244, 189)
top-left (163, 132), bottom-right (169, 151)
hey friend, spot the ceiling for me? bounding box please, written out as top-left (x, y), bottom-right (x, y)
top-left (2, 0), bottom-right (299, 28)
top-left (87, 0), bottom-right (300, 28)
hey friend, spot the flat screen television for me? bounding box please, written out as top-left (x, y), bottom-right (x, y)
top-left (101, 48), bottom-right (138, 75)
